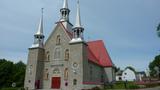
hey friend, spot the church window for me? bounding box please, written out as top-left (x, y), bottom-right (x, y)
top-left (44, 68), bottom-right (49, 80)
top-left (28, 80), bottom-right (31, 83)
top-left (73, 79), bottom-right (77, 85)
top-left (47, 55), bottom-right (50, 61)
top-left (90, 66), bottom-right (92, 80)
top-left (64, 11), bottom-right (67, 16)
top-left (64, 68), bottom-right (68, 80)
top-left (46, 51), bottom-right (50, 61)
top-left (54, 47), bottom-right (61, 59)
top-left (65, 49), bottom-right (69, 61)
top-left (28, 65), bottom-right (33, 75)
top-left (56, 35), bottom-right (61, 45)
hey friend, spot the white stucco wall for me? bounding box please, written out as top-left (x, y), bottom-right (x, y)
top-left (116, 76), bottom-right (122, 81)
top-left (122, 68), bottom-right (136, 81)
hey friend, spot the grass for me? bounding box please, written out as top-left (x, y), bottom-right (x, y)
top-left (0, 87), bottom-right (24, 90)
top-left (104, 81), bottom-right (140, 89)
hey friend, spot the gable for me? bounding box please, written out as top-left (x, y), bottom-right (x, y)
top-left (45, 22), bottom-right (72, 47)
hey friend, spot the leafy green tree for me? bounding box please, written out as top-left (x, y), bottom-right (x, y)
top-left (115, 67), bottom-right (120, 73)
top-left (0, 59), bottom-right (26, 88)
top-left (0, 60), bottom-right (14, 88)
top-left (149, 55), bottom-right (160, 77)
top-left (13, 61), bottom-right (26, 87)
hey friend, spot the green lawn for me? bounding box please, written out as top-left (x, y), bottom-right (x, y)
top-left (104, 81), bottom-right (140, 89)
top-left (0, 87), bottom-right (24, 90)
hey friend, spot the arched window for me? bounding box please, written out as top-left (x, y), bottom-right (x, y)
top-left (64, 68), bottom-right (68, 80)
top-left (28, 65), bottom-right (33, 75)
top-left (46, 51), bottom-right (50, 61)
top-left (73, 79), bottom-right (77, 85)
top-left (44, 68), bottom-right (49, 80)
top-left (54, 47), bottom-right (61, 59)
top-left (56, 35), bottom-right (60, 45)
top-left (65, 49), bottom-right (69, 61)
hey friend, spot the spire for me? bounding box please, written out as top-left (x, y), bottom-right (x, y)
top-left (74, 0), bottom-right (82, 28)
top-left (70, 0), bottom-right (84, 43)
top-left (31, 8), bottom-right (45, 48)
top-left (36, 8), bottom-right (43, 35)
top-left (63, 0), bottom-right (68, 9)
top-left (60, 0), bottom-right (70, 21)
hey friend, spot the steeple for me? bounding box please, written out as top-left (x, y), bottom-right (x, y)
top-left (74, 0), bottom-right (82, 28)
top-left (36, 8), bottom-right (43, 35)
top-left (71, 0), bottom-right (84, 42)
top-left (63, 0), bottom-right (68, 8)
top-left (31, 8), bottom-right (45, 48)
top-left (60, 0), bottom-right (70, 21)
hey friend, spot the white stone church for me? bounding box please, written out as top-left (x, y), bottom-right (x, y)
top-left (24, 0), bottom-right (115, 90)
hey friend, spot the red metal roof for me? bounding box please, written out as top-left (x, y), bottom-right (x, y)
top-left (87, 40), bottom-right (113, 67)
top-left (60, 22), bottom-right (113, 67)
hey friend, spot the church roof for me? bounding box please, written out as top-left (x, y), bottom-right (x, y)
top-left (87, 40), bottom-right (113, 67)
top-left (60, 22), bottom-right (113, 67)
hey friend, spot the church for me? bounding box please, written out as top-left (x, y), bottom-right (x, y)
top-left (24, 0), bottom-right (115, 90)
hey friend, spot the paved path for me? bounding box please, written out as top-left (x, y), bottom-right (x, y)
top-left (137, 86), bottom-right (160, 90)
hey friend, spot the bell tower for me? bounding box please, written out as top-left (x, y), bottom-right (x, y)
top-left (60, 0), bottom-right (70, 22)
top-left (71, 0), bottom-right (84, 42)
top-left (69, 0), bottom-right (88, 89)
top-left (24, 8), bottom-right (45, 90)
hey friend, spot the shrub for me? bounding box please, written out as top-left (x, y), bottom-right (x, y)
top-left (91, 86), bottom-right (101, 90)
top-left (128, 84), bottom-right (140, 89)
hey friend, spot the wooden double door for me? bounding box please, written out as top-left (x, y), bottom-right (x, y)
top-left (51, 77), bottom-right (61, 89)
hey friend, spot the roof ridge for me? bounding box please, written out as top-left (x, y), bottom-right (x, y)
top-left (87, 40), bottom-right (103, 43)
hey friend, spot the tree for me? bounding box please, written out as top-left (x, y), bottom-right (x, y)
top-left (13, 61), bottom-right (26, 87)
top-left (149, 55), bottom-right (160, 77)
top-left (157, 23), bottom-right (160, 37)
top-left (0, 60), bottom-right (14, 88)
top-left (0, 59), bottom-right (26, 88)
top-left (115, 67), bottom-right (120, 73)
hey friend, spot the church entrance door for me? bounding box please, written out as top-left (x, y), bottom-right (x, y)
top-left (51, 77), bottom-right (61, 89)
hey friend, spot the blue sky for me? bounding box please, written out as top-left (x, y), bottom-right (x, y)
top-left (0, 0), bottom-right (160, 71)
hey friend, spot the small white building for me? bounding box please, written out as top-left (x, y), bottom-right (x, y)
top-left (122, 68), bottom-right (136, 81)
top-left (116, 70), bottom-right (123, 81)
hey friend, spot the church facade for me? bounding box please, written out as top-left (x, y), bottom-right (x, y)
top-left (24, 0), bottom-right (115, 90)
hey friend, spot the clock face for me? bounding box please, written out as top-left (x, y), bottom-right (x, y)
top-left (72, 62), bottom-right (78, 69)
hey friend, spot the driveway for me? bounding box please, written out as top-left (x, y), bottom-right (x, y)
top-left (137, 86), bottom-right (160, 90)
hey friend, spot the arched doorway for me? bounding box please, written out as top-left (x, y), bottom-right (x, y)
top-left (51, 68), bottom-right (61, 89)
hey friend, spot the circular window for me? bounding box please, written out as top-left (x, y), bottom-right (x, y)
top-left (72, 62), bottom-right (78, 69)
